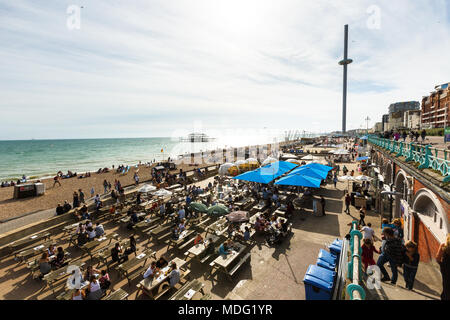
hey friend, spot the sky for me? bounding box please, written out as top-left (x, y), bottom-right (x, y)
top-left (1, 0), bottom-right (449, 140)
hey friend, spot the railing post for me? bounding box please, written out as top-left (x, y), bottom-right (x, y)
top-left (346, 220), bottom-right (365, 300)
top-left (396, 141), bottom-right (404, 157)
top-left (418, 145), bottom-right (431, 169)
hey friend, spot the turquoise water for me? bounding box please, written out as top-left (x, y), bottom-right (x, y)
top-left (0, 135), bottom-right (288, 181)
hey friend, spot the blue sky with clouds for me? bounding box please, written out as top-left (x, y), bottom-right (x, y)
top-left (1, 0), bottom-right (449, 139)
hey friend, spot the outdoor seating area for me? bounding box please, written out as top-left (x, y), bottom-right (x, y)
top-left (0, 155), bottom-right (352, 301)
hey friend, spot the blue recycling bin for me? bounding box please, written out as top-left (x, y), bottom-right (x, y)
top-left (303, 265), bottom-right (336, 300)
top-left (317, 250), bottom-right (337, 271)
top-left (318, 249), bottom-right (337, 264)
top-left (328, 239), bottom-right (343, 258)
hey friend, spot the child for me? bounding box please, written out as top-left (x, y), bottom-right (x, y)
top-left (403, 241), bottom-right (420, 290)
top-left (361, 238), bottom-right (380, 272)
top-left (99, 270), bottom-right (111, 292)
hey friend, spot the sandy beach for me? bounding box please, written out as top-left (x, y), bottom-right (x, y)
top-left (0, 161), bottom-right (214, 221)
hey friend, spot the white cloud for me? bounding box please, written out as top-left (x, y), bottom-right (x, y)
top-left (0, 0), bottom-right (449, 139)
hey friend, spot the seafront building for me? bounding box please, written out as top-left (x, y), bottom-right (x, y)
top-left (421, 83), bottom-right (450, 129)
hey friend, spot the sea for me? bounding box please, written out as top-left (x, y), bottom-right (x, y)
top-left (0, 133), bottom-right (305, 181)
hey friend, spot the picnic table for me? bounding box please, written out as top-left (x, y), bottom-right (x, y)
top-left (81, 233), bottom-right (119, 259)
top-left (210, 243), bottom-right (249, 280)
top-left (16, 240), bottom-right (56, 263)
top-left (205, 217), bottom-right (228, 237)
top-left (62, 220), bottom-right (87, 236)
top-left (169, 279), bottom-right (205, 300)
top-left (166, 184), bottom-right (181, 191)
top-left (251, 203), bottom-right (265, 212)
top-left (43, 259), bottom-right (86, 293)
top-left (136, 257), bottom-right (187, 299)
top-left (167, 229), bottom-right (195, 251)
top-left (148, 223), bottom-right (173, 244)
top-left (117, 248), bottom-right (157, 285)
top-left (184, 235), bottom-right (219, 260)
top-left (120, 212), bottom-right (147, 224)
top-left (8, 232), bottom-right (51, 254)
top-left (133, 216), bottom-right (161, 232)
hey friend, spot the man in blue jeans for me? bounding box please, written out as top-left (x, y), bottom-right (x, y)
top-left (377, 227), bottom-right (405, 285)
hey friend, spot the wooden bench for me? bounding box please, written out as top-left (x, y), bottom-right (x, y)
top-left (153, 269), bottom-right (191, 300)
top-left (103, 288), bottom-right (129, 300)
top-left (42, 259), bottom-right (85, 294)
top-left (8, 232), bottom-right (51, 255)
top-left (227, 252), bottom-right (251, 280)
top-left (14, 240), bottom-right (56, 263)
top-left (169, 278), bottom-right (205, 300)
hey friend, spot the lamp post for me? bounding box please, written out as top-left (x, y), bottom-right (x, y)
top-left (339, 24), bottom-right (353, 134)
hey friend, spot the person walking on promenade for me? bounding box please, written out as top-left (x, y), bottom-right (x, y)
top-left (344, 193), bottom-right (351, 214)
top-left (320, 196), bottom-right (326, 216)
top-left (377, 227), bottom-right (405, 285)
top-left (403, 241), bottom-right (420, 291)
top-left (358, 208), bottom-right (366, 227)
top-left (421, 129), bottom-right (426, 143)
top-left (342, 165), bottom-right (348, 176)
top-left (436, 234), bottom-right (450, 300)
top-left (53, 175), bottom-right (61, 188)
top-left (79, 189), bottom-right (85, 204)
top-left (414, 131), bottom-right (420, 142)
top-left (90, 187), bottom-right (95, 198)
top-left (362, 238), bottom-right (380, 272)
top-left (333, 176), bottom-right (338, 188)
top-left (402, 131), bottom-right (407, 142)
top-left (103, 180), bottom-right (108, 194)
top-left (73, 191), bottom-right (80, 208)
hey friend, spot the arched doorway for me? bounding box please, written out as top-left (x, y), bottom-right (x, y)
top-left (393, 170), bottom-right (409, 218)
top-left (412, 189), bottom-right (449, 244)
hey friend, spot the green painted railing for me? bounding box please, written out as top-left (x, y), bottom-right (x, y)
top-left (368, 135), bottom-right (450, 183)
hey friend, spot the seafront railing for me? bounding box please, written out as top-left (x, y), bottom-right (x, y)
top-left (368, 135), bottom-right (450, 183)
top-left (346, 221), bottom-right (365, 300)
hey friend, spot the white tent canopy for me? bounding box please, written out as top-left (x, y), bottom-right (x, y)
top-left (138, 184), bottom-right (157, 193)
top-left (301, 155), bottom-right (321, 161)
top-left (261, 156), bottom-right (278, 166)
top-left (218, 163), bottom-right (237, 176)
top-left (331, 149), bottom-right (350, 155)
top-left (152, 189), bottom-right (172, 197)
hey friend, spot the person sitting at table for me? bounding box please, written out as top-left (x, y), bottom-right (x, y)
top-left (218, 240), bottom-right (232, 257)
top-left (243, 226), bottom-right (251, 241)
top-left (178, 219), bottom-right (186, 232)
top-left (84, 265), bottom-right (101, 282)
top-left (95, 222), bottom-right (105, 238)
top-left (124, 236), bottom-right (137, 255)
top-left (99, 270), bottom-right (111, 292)
top-left (155, 256), bottom-right (168, 269)
top-left (143, 261), bottom-right (158, 279)
top-left (87, 226), bottom-right (96, 241)
top-left (56, 203), bottom-right (64, 216)
top-left (79, 205), bottom-right (90, 220)
top-left (39, 252), bottom-right (52, 278)
top-left (85, 220), bottom-right (93, 229)
top-left (77, 230), bottom-right (89, 247)
top-left (72, 286), bottom-right (85, 300)
top-left (111, 243), bottom-right (128, 264)
top-left (280, 219), bottom-right (289, 237)
top-left (193, 233), bottom-right (204, 245)
top-left (51, 246), bottom-right (66, 269)
top-left (163, 262), bottom-right (180, 288)
top-left (87, 275), bottom-right (103, 300)
top-left (171, 226), bottom-right (180, 240)
top-left (47, 244), bottom-right (57, 257)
